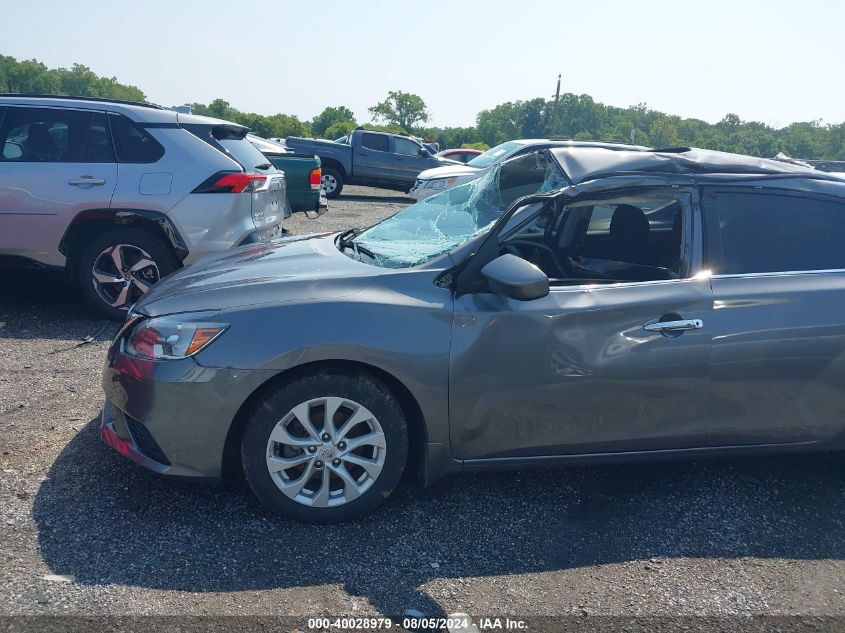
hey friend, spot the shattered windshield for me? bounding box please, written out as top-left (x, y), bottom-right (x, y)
top-left (465, 140), bottom-right (522, 169)
top-left (351, 152), bottom-right (569, 268)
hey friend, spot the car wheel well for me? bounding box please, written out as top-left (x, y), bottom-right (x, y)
top-left (61, 213), bottom-right (184, 276)
top-left (320, 159), bottom-right (346, 178)
top-left (221, 359), bottom-right (427, 486)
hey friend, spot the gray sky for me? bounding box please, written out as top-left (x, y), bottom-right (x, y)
top-left (5, 0), bottom-right (844, 129)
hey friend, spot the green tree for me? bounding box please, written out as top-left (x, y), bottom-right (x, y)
top-left (204, 98), bottom-right (238, 120)
top-left (369, 91), bottom-right (429, 132)
top-left (324, 119), bottom-right (357, 139)
top-left (649, 117), bottom-right (681, 147)
top-left (311, 106), bottom-right (356, 138)
top-left (1, 57), bottom-right (59, 93)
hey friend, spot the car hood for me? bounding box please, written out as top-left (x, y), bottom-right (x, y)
top-left (416, 163), bottom-right (483, 181)
top-left (133, 233), bottom-right (380, 317)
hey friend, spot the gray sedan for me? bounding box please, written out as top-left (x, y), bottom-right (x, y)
top-left (101, 144), bottom-right (845, 522)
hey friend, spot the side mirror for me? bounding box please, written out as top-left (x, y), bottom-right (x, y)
top-left (481, 254), bottom-right (549, 301)
top-left (418, 148), bottom-right (430, 157)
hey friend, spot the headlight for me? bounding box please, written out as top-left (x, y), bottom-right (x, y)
top-left (125, 312), bottom-right (229, 360)
top-left (427, 177), bottom-right (457, 191)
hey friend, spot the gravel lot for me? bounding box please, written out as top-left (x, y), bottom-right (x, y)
top-left (1, 186), bottom-right (844, 628)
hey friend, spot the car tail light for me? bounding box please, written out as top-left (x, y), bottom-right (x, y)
top-left (309, 167), bottom-right (322, 190)
top-left (193, 171), bottom-right (267, 194)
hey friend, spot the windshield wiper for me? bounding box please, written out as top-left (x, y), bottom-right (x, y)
top-left (337, 228), bottom-right (360, 243)
top-left (337, 228), bottom-right (377, 262)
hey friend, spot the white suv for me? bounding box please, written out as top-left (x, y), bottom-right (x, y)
top-left (0, 95), bottom-right (286, 318)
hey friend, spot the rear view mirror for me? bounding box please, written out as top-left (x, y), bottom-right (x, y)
top-left (418, 148), bottom-right (430, 157)
top-left (481, 254), bottom-right (549, 301)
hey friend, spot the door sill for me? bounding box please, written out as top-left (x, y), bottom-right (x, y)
top-left (459, 440), bottom-right (824, 472)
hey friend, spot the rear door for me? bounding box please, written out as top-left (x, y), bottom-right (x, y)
top-left (702, 186), bottom-right (845, 445)
top-left (0, 105), bottom-right (117, 266)
top-left (354, 132), bottom-right (392, 180)
top-left (391, 136), bottom-right (431, 185)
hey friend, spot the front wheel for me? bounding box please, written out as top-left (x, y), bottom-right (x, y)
top-left (241, 371), bottom-right (408, 523)
top-left (76, 228), bottom-right (178, 320)
top-left (321, 167), bottom-right (344, 199)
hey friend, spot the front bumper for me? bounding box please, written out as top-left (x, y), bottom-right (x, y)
top-left (101, 345), bottom-right (277, 479)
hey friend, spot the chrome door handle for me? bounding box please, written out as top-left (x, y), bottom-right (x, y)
top-left (69, 176), bottom-right (106, 187)
top-left (643, 319), bottom-right (703, 333)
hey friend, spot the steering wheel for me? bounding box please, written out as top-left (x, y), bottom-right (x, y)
top-left (503, 239), bottom-right (572, 277)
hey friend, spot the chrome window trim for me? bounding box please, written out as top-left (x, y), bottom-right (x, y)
top-left (548, 276), bottom-right (699, 293)
top-left (712, 269), bottom-right (845, 280)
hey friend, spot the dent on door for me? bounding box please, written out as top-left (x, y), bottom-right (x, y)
top-left (449, 278), bottom-right (714, 460)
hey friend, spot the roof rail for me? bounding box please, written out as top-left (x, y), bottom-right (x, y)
top-left (0, 93), bottom-right (162, 110)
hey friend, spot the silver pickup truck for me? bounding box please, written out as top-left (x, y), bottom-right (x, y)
top-left (285, 128), bottom-right (456, 198)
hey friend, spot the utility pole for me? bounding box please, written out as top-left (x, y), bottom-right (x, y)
top-left (551, 73), bottom-right (561, 137)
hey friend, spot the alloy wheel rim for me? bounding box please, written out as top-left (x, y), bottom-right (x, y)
top-left (265, 396), bottom-right (386, 507)
top-left (322, 174), bottom-right (337, 193)
top-left (91, 244), bottom-right (160, 310)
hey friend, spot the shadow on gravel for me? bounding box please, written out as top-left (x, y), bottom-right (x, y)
top-left (0, 271), bottom-right (114, 342)
top-left (34, 419), bottom-right (845, 616)
top-left (0, 270), bottom-right (118, 348)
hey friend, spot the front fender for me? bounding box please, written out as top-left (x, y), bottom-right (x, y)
top-left (193, 275), bottom-right (455, 461)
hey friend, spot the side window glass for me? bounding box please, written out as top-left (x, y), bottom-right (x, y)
top-left (712, 192), bottom-right (845, 274)
top-left (503, 194), bottom-right (684, 283)
top-left (361, 133), bottom-right (389, 152)
top-left (82, 113), bottom-right (115, 162)
top-left (0, 107), bottom-right (114, 163)
top-left (108, 114), bottom-right (164, 163)
top-left (394, 137), bottom-right (420, 156)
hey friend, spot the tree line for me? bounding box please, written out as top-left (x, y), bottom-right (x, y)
top-left (2, 54), bottom-right (844, 160)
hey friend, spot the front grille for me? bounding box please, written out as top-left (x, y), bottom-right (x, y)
top-left (124, 414), bottom-right (171, 465)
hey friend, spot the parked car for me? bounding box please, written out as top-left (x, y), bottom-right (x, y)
top-left (410, 138), bottom-right (644, 201)
top-left (285, 128), bottom-right (457, 198)
top-left (435, 148), bottom-right (482, 164)
top-left (0, 94), bottom-right (286, 319)
top-left (247, 134), bottom-right (326, 214)
top-left (100, 144), bottom-right (844, 523)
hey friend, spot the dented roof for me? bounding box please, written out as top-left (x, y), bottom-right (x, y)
top-left (550, 146), bottom-right (827, 185)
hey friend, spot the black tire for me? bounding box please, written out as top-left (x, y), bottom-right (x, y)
top-left (76, 227), bottom-right (178, 320)
top-left (322, 166), bottom-right (344, 199)
top-left (242, 370), bottom-right (408, 523)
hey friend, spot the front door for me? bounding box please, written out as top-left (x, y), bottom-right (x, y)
top-left (702, 187), bottom-right (845, 446)
top-left (450, 189), bottom-right (713, 459)
top-left (0, 105), bottom-right (117, 266)
top-left (391, 136), bottom-right (432, 186)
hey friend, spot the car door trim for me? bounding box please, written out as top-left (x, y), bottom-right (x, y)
top-left (460, 439), bottom-right (821, 470)
top-left (711, 269), bottom-right (845, 279)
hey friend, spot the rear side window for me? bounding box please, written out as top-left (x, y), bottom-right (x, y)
top-left (709, 191), bottom-right (845, 274)
top-left (216, 134), bottom-right (273, 172)
top-left (108, 114), bottom-right (164, 163)
top-left (361, 133), bottom-right (389, 152)
top-left (0, 106), bottom-right (114, 163)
